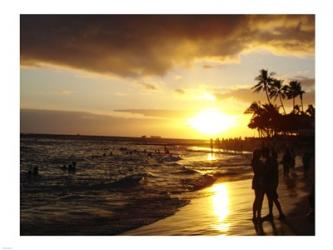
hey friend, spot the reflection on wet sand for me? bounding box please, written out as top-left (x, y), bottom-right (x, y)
top-left (211, 183), bottom-right (230, 232)
top-left (125, 168), bottom-right (313, 235)
top-left (207, 152), bottom-right (216, 161)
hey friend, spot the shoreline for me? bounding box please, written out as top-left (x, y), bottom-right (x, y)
top-left (124, 167), bottom-right (314, 236)
top-left (20, 165), bottom-right (314, 236)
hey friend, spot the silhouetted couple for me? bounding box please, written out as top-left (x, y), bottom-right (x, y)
top-left (252, 147), bottom-right (285, 222)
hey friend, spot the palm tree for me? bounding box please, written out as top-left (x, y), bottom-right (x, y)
top-left (306, 105), bottom-right (315, 118)
top-left (252, 69), bottom-right (275, 105)
top-left (244, 102), bottom-right (264, 137)
top-left (305, 105), bottom-right (315, 132)
top-left (244, 101), bottom-right (262, 116)
top-left (245, 102), bottom-right (281, 137)
top-left (293, 105), bottom-right (301, 115)
top-left (261, 103), bottom-right (281, 136)
top-left (286, 80), bottom-right (305, 112)
top-left (269, 78), bottom-right (287, 114)
top-left (298, 85), bottom-right (306, 112)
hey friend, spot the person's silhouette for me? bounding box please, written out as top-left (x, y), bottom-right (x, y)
top-left (210, 138), bottom-right (213, 153)
top-left (290, 148), bottom-right (296, 176)
top-left (164, 146), bottom-right (169, 154)
top-left (282, 148), bottom-right (291, 177)
top-left (251, 149), bottom-right (265, 222)
top-left (302, 152), bottom-right (311, 175)
top-left (263, 148), bottom-right (285, 220)
top-left (32, 166), bottom-right (39, 176)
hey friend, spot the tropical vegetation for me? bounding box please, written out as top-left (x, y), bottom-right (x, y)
top-left (245, 69), bottom-right (315, 137)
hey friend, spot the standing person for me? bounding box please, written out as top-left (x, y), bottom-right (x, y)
top-left (302, 152), bottom-right (312, 175)
top-left (263, 148), bottom-right (285, 220)
top-left (282, 148), bottom-right (291, 177)
top-left (164, 145), bottom-right (169, 155)
top-left (290, 148), bottom-right (296, 175)
top-left (251, 149), bottom-right (265, 222)
top-left (210, 138), bottom-right (214, 153)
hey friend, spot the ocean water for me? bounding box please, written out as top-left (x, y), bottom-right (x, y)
top-left (20, 134), bottom-right (252, 235)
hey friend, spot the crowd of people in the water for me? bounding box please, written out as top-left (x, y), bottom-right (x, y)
top-left (25, 145), bottom-right (179, 181)
top-left (60, 161), bottom-right (77, 173)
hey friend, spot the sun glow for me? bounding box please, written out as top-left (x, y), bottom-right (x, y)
top-left (188, 108), bottom-right (236, 136)
top-left (200, 92), bottom-right (216, 101)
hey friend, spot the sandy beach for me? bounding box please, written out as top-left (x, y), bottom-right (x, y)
top-left (125, 167), bottom-right (314, 236)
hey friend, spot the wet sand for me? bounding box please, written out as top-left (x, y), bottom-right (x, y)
top-left (125, 168), bottom-right (314, 236)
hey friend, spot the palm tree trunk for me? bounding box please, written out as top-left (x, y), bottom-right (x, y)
top-left (279, 95), bottom-right (286, 114)
top-left (300, 95), bottom-right (304, 112)
top-left (292, 97), bottom-right (295, 112)
top-left (265, 86), bottom-right (271, 105)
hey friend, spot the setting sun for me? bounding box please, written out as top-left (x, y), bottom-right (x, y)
top-left (188, 108), bottom-right (236, 136)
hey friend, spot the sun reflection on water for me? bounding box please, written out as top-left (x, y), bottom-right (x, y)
top-left (207, 153), bottom-right (216, 161)
top-left (211, 183), bottom-right (230, 232)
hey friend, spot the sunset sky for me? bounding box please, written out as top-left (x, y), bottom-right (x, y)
top-left (20, 15), bottom-right (315, 139)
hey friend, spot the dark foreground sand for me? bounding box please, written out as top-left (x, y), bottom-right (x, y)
top-left (125, 166), bottom-right (314, 236)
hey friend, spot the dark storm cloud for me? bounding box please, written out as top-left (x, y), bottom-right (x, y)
top-left (21, 15), bottom-right (314, 77)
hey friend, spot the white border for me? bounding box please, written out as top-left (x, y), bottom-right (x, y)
top-left (1, 0), bottom-right (333, 249)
